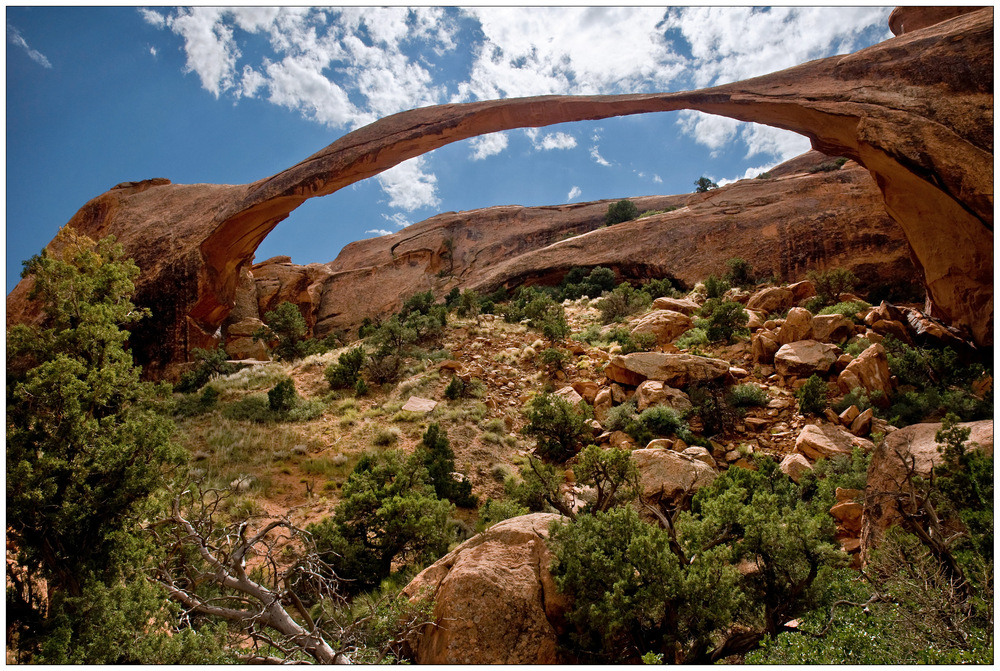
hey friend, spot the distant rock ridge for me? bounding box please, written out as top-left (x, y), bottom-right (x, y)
top-left (7, 7), bottom-right (991, 378)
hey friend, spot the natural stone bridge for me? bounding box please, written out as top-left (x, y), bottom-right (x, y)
top-left (7, 7), bottom-right (992, 376)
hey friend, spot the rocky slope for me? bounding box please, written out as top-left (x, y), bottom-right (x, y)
top-left (7, 6), bottom-right (993, 378)
top-left (249, 151), bottom-right (916, 341)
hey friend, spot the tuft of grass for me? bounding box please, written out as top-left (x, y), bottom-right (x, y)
top-left (727, 384), bottom-right (769, 408)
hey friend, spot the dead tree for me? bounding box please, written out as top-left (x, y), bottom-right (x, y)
top-left (148, 485), bottom-right (349, 664)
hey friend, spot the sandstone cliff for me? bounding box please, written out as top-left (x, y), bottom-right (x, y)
top-left (7, 7), bottom-right (992, 377)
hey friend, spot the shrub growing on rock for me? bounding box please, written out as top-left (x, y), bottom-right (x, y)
top-left (605, 199), bottom-right (639, 225)
top-left (797, 374), bottom-right (828, 416)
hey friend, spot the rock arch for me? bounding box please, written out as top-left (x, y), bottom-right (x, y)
top-left (7, 7), bottom-right (992, 376)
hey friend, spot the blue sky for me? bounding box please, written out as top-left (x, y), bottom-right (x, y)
top-left (6, 6), bottom-right (893, 292)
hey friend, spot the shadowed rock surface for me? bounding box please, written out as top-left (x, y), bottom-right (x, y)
top-left (8, 7), bottom-right (992, 377)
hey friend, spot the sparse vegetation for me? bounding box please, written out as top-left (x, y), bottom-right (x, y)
top-left (605, 199), bottom-right (639, 225)
top-left (797, 374), bottom-right (828, 415)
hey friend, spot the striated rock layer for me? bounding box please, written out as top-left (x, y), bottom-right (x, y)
top-left (7, 7), bottom-right (992, 377)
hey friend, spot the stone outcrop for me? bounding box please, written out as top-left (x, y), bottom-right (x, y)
top-left (795, 423), bottom-right (875, 461)
top-left (402, 513), bottom-right (569, 664)
top-left (604, 352), bottom-right (731, 388)
top-left (630, 309), bottom-right (692, 345)
top-left (631, 448), bottom-right (718, 504)
top-left (837, 343), bottom-right (893, 402)
top-left (860, 420), bottom-right (993, 560)
top-left (8, 7), bottom-right (992, 377)
top-left (774, 340), bottom-right (840, 377)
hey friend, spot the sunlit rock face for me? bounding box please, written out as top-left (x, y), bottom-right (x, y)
top-left (8, 7), bottom-right (991, 377)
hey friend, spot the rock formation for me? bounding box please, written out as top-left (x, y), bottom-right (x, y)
top-left (8, 7), bottom-right (992, 377)
top-left (401, 512), bottom-right (570, 665)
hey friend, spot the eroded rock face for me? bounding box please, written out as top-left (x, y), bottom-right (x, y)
top-left (8, 7), bottom-right (992, 377)
top-left (402, 513), bottom-right (570, 665)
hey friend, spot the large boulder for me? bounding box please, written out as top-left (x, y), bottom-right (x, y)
top-left (402, 513), bottom-right (570, 664)
top-left (604, 352), bottom-right (731, 388)
top-left (631, 448), bottom-right (717, 504)
top-left (652, 296), bottom-right (701, 314)
top-left (746, 286), bottom-right (795, 314)
top-left (860, 420), bottom-right (993, 560)
top-left (752, 329), bottom-right (781, 364)
top-left (811, 313), bottom-right (856, 344)
top-left (778, 307), bottom-right (814, 345)
top-left (837, 343), bottom-right (892, 402)
top-left (774, 340), bottom-right (840, 377)
top-left (795, 423), bottom-right (875, 461)
top-left (630, 309), bottom-right (693, 344)
top-left (635, 380), bottom-right (694, 413)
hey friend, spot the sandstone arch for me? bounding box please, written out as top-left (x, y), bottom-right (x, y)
top-left (8, 7), bottom-right (992, 376)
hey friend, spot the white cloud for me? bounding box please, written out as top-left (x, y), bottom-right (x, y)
top-left (376, 156), bottom-right (440, 212)
top-left (382, 212), bottom-right (411, 228)
top-left (567, 186), bottom-right (582, 201)
top-left (7, 23), bottom-right (52, 68)
top-left (537, 131), bottom-right (577, 151)
top-left (454, 7), bottom-right (686, 100)
top-left (590, 146), bottom-right (611, 167)
top-left (365, 229), bottom-right (394, 237)
top-left (149, 46), bottom-right (157, 58)
top-left (664, 7), bottom-right (889, 161)
top-left (652, 174), bottom-right (663, 184)
top-left (469, 132), bottom-right (509, 160)
top-left (139, 9), bottom-right (166, 28)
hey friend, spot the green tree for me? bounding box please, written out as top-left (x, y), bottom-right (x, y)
top-left (694, 176), bottom-right (718, 193)
top-left (325, 345), bottom-right (366, 389)
top-left (6, 231), bottom-right (190, 658)
top-left (309, 450), bottom-right (452, 595)
top-left (574, 445), bottom-right (640, 513)
top-left (723, 257), bottom-right (756, 288)
top-left (418, 423), bottom-right (478, 508)
top-left (700, 298), bottom-right (750, 343)
top-left (253, 301), bottom-right (309, 361)
top-left (522, 393), bottom-right (594, 461)
top-left (605, 199), bottom-right (639, 225)
top-left (797, 374), bottom-right (828, 415)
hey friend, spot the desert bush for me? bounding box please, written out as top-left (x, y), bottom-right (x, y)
top-left (574, 445), bottom-right (640, 513)
top-left (598, 282), bottom-right (651, 323)
top-left (176, 346), bottom-right (238, 393)
top-left (702, 274), bottom-right (730, 299)
top-left (268, 377), bottom-right (297, 412)
top-left (418, 423), bottom-right (477, 508)
top-left (675, 327), bottom-right (709, 350)
top-left (727, 383), bottom-right (768, 408)
top-left (700, 299), bottom-right (750, 343)
top-left (372, 426), bottom-right (401, 447)
top-left (522, 393), bottom-right (594, 462)
top-left (365, 352), bottom-right (404, 385)
top-left (605, 199), bottom-right (639, 225)
top-left (559, 266), bottom-right (618, 301)
top-left (694, 176), bottom-right (718, 192)
top-left (723, 257), bottom-right (756, 289)
top-left (806, 267), bottom-right (858, 307)
top-left (797, 375), bottom-right (828, 416)
top-left (475, 498), bottom-right (530, 532)
top-left (639, 276), bottom-right (678, 300)
top-left (817, 300), bottom-right (870, 322)
top-left (325, 346), bottom-right (366, 389)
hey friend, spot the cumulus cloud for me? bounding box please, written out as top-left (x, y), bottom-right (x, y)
top-left (664, 7), bottom-right (889, 161)
top-left (141, 7), bottom-right (890, 208)
top-left (469, 132), bottom-right (509, 160)
top-left (376, 157), bottom-right (440, 212)
top-left (7, 23), bottom-right (52, 68)
top-left (567, 186), bottom-right (582, 201)
top-left (365, 229), bottom-right (394, 237)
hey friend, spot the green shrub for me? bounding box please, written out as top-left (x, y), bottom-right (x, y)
top-left (727, 383), bottom-right (768, 408)
top-left (701, 298), bottom-right (749, 343)
top-left (694, 176), bottom-right (718, 192)
top-left (675, 327), bottom-right (709, 350)
top-left (807, 157), bottom-right (849, 173)
top-left (353, 377), bottom-right (369, 397)
top-left (364, 352), bottom-right (404, 385)
top-left (817, 300), bottom-right (870, 323)
top-left (418, 423), bottom-right (477, 508)
top-left (541, 347), bottom-right (569, 372)
top-left (598, 282), bottom-right (651, 323)
top-left (605, 199), bottom-right (639, 225)
top-left (372, 427), bottom-right (400, 447)
top-left (797, 375), bottom-right (828, 416)
top-left (308, 450), bottom-right (452, 595)
top-left (807, 267), bottom-right (858, 306)
top-left (325, 346), bottom-right (366, 389)
top-left (475, 498), bottom-right (530, 532)
top-left (444, 376), bottom-right (465, 400)
top-left (574, 445), bottom-right (640, 513)
top-left (267, 378), bottom-right (297, 412)
top-left (176, 347), bottom-right (238, 393)
top-left (522, 393), bottom-right (594, 462)
top-left (723, 257), bottom-right (756, 289)
top-left (252, 301), bottom-right (313, 361)
top-left (639, 276), bottom-right (678, 300)
top-left (559, 266), bottom-right (618, 301)
top-left (455, 289), bottom-right (482, 318)
top-left (636, 405), bottom-right (689, 442)
top-left (702, 274), bottom-right (730, 299)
